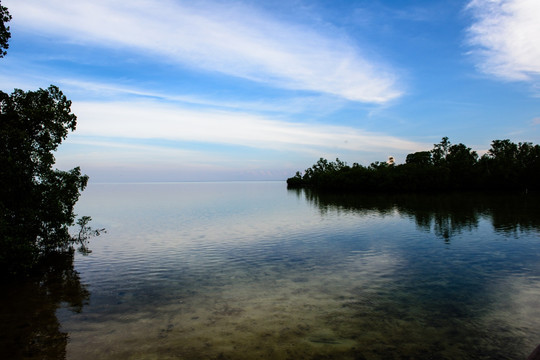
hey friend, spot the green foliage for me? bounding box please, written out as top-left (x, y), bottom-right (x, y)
top-left (287, 137), bottom-right (540, 193)
top-left (0, 0), bottom-right (11, 58)
top-left (0, 86), bottom-right (90, 276)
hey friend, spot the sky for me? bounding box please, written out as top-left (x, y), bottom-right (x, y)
top-left (1, 0), bottom-right (539, 182)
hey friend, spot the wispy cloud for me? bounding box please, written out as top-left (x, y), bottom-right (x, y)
top-left (466, 0), bottom-right (540, 82)
top-left (70, 100), bottom-right (424, 154)
top-left (0, 72), bottom-right (341, 116)
top-left (7, 0), bottom-right (402, 103)
top-left (58, 138), bottom-right (231, 169)
top-left (56, 78), bottom-right (349, 116)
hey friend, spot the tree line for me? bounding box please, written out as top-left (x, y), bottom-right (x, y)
top-left (287, 137), bottom-right (540, 193)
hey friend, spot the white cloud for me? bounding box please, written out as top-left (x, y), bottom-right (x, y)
top-left (0, 73), bottom-right (339, 116)
top-left (6, 0), bottom-right (401, 103)
top-left (55, 78), bottom-right (348, 116)
top-left (70, 100), bottom-right (424, 155)
top-left (466, 0), bottom-right (540, 82)
top-left (60, 139), bottom-right (214, 165)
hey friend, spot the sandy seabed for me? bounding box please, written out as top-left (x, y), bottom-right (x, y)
top-left (62, 261), bottom-right (501, 360)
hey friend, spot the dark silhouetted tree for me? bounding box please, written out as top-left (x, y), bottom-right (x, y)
top-left (1, 86), bottom-right (89, 276)
top-left (432, 136), bottom-right (451, 166)
top-left (288, 137), bottom-right (539, 193)
top-left (406, 151), bottom-right (433, 166)
top-left (0, 0), bottom-right (11, 58)
top-left (446, 143), bottom-right (479, 190)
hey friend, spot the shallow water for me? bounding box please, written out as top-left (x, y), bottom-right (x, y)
top-left (3, 182), bottom-right (540, 359)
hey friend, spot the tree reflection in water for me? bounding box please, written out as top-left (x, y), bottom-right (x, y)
top-left (0, 250), bottom-right (89, 360)
top-left (297, 189), bottom-right (540, 241)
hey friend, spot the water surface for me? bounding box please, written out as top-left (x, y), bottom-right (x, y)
top-left (2, 182), bottom-right (540, 359)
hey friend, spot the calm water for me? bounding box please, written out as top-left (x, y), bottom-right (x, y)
top-left (2, 182), bottom-right (540, 359)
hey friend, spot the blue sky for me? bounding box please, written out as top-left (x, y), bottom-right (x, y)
top-left (1, 0), bottom-right (539, 182)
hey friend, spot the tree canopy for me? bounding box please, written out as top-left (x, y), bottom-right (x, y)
top-left (287, 137), bottom-right (540, 193)
top-left (0, 86), bottom-right (90, 276)
top-left (0, 3), bottom-right (99, 278)
top-left (0, 0), bottom-right (11, 58)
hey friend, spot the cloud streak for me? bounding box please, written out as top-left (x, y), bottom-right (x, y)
top-left (70, 100), bottom-right (423, 155)
top-left (466, 0), bottom-right (540, 82)
top-left (7, 0), bottom-right (402, 103)
top-left (55, 78), bottom-right (348, 116)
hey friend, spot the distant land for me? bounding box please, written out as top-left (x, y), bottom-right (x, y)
top-left (287, 138), bottom-right (540, 193)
